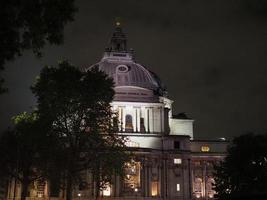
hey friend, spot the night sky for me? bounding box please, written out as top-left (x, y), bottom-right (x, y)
top-left (1, 0), bottom-right (267, 139)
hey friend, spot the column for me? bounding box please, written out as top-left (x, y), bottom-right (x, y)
top-left (147, 108), bottom-right (150, 133)
top-left (137, 107), bottom-right (140, 132)
top-left (160, 107), bottom-right (164, 133)
top-left (122, 107), bottom-right (126, 132)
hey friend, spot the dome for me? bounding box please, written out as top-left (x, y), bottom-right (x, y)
top-left (87, 24), bottom-right (166, 97)
top-left (91, 57), bottom-right (164, 92)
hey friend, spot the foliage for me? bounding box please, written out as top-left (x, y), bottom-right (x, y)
top-left (0, 0), bottom-right (77, 93)
top-left (214, 133), bottom-right (267, 200)
top-left (31, 61), bottom-right (129, 200)
top-left (0, 112), bottom-right (50, 200)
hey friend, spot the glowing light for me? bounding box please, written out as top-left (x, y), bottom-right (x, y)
top-left (201, 146), bottom-right (210, 152)
top-left (37, 194), bottom-right (43, 198)
top-left (176, 183), bottom-right (180, 191)
top-left (151, 182), bottom-right (158, 196)
top-left (209, 193), bottom-right (214, 198)
top-left (174, 158), bottom-right (182, 164)
top-left (103, 184), bottom-right (111, 196)
top-left (77, 193), bottom-right (81, 197)
top-left (134, 188), bottom-right (138, 192)
top-left (116, 21), bottom-right (121, 26)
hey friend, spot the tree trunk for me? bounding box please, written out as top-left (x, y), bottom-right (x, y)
top-left (95, 169), bottom-right (100, 200)
top-left (20, 179), bottom-right (29, 200)
top-left (66, 173), bottom-right (73, 200)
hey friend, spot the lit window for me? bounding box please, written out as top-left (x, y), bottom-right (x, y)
top-left (201, 146), bottom-right (210, 152)
top-left (125, 114), bottom-right (133, 132)
top-left (151, 181), bottom-right (158, 196)
top-left (124, 161), bottom-right (141, 190)
top-left (37, 179), bottom-right (45, 198)
top-left (206, 178), bottom-right (215, 199)
top-left (176, 183), bottom-right (180, 191)
top-left (174, 158), bottom-right (182, 164)
top-left (103, 183), bottom-right (111, 196)
top-left (194, 178), bottom-right (203, 198)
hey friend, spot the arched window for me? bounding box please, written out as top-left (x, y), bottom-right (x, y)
top-left (125, 114), bottom-right (133, 132)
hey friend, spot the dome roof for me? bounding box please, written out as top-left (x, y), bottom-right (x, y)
top-left (87, 24), bottom-right (166, 96)
top-left (92, 57), bottom-right (163, 90)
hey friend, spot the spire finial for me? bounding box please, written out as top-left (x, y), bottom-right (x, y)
top-left (115, 17), bottom-right (122, 28)
top-left (107, 19), bottom-right (127, 52)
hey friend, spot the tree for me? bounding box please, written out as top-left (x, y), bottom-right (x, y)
top-left (0, 0), bottom-right (77, 93)
top-left (0, 112), bottom-right (50, 200)
top-left (214, 133), bottom-right (267, 200)
top-left (31, 61), bottom-right (129, 200)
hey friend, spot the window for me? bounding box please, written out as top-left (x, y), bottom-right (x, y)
top-left (124, 161), bottom-right (141, 190)
top-left (125, 114), bottom-right (133, 132)
top-left (176, 183), bottom-right (180, 191)
top-left (36, 179), bottom-right (45, 198)
top-left (151, 181), bottom-right (159, 196)
top-left (174, 158), bottom-right (182, 164)
top-left (194, 178), bottom-right (203, 198)
top-left (206, 178), bottom-right (215, 199)
top-left (174, 141), bottom-right (180, 149)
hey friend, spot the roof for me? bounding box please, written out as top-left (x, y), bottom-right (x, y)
top-left (87, 25), bottom-right (166, 96)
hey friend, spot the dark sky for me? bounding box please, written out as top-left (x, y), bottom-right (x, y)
top-left (1, 0), bottom-right (267, 139)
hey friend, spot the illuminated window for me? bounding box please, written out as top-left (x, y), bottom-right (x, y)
top-left (194, 178), bottom-right (203, 198)
top-left (36, 179), bottom-right (45, 198)
top-left (103, 183), bottom-right (111, 196)
top-left (124, 161), bottom-right (141, 190)
top-left (176, 183), bottom-right (180, 191)
top-left (206, 178), bottom-right (215, 198)
top-left (201, 146), bottom-right (210, 152)
top-left (174, 158), bottom-right (182, 164)
top-left (125, 114), bottom-right (133, 132)
top-left (151, 181), bottom-right (159, 196)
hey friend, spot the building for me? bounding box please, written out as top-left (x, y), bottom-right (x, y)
top-left (4, 24), bottom-right (228, 200)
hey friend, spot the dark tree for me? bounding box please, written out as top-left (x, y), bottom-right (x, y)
top-left (0, 112), bottom-right (50, 200)
top-left (214, 133), bottom-right (267, 200)
top-left (0, 0), bottom-right (77, 93)
top-left (31, 61), bottom-right (129, 200)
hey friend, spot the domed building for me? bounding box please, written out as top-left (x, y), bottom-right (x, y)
top-left (87, 25), bottom-right (193, 139)
top-left (83, 24), bottom-right (228, 200)
top-left (3, 24), bottom-right (228, 200)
